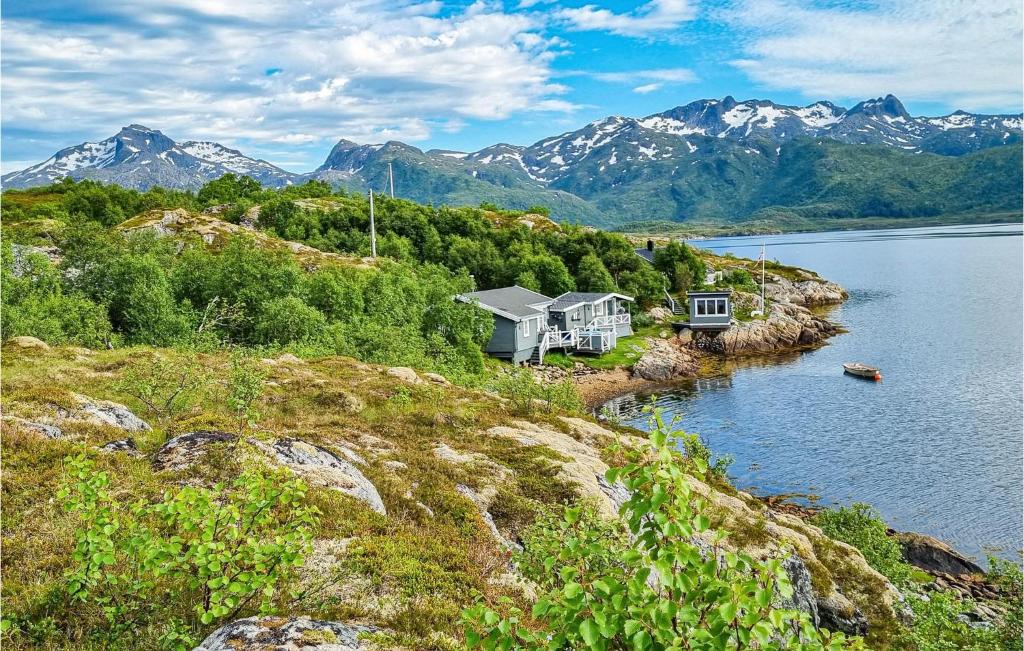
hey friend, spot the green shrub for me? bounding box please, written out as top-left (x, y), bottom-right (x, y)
top-left (811, 503), bottom-right (912, 587)
top-left (893, 591), bottom-right (999, 651)
top-left (463, 410), bottom-right (860, 650)
top-left (49, 455), bottom-right (318, 646)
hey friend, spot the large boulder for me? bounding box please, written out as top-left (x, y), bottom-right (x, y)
top-left (763, 272), bottom-right (847, 307)
top-left (893, 531), bottom-right (984, 576)
top-left (385, 367), bottom-right (423, 384)
top-left (647, 306), bottom-right (674, 323)
top-left (70, 394), bottom-right (151, 432)
top-left (718, 302), bottom-right (840, 354)
top-left (4, 416), bottom-right (64, 439)
top-left (5, 336), bottom-right (50, 351)
top-left (255, 438), bottom-right (386, 515)
top-left (195, 616), bottom-right (377, 650)
top-left (632, 338), bottom-right (698, 381)
top-left (152, 430), bottom-right (236, 471)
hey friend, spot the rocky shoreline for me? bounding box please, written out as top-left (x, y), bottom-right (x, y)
top-left (565, 270), bottom-right (849, 407)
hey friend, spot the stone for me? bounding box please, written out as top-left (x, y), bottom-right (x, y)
top-left (632, 338), bottom-right (698, 381)
top-left (4, 416), bottom-right (64, 439)
top-left (762, 272), bottom-right (847, 307)
top-left (5, 336), bottom-right (50, 351)
top-left (10, 244), bottom-right (62, 276)
top-left (71, 393), bottom-right (151, 432)
top-left (256, 438), bottom-right (386, 514)
top-left (719, 302), bottom-right (839, 354)
top-left (385, 367), bottom-right (423, 384)
top-left (893, 531), bottom-right (984, 576)
top-left (457, 484), bottom-right (520, 550)
top-left (195, 616), bottom-right (377, 650)
top-left (99, 438), bottom-right (144, 457)
top-left (152, 430), bottom-right (236, 471)
top-left (422, 372), bottom-right (451, 386)
top-left (647, 306), bottom-right (674, 323)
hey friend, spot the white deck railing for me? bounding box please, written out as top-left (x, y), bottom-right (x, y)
top-left (590, 313), bottom-right (630, 328)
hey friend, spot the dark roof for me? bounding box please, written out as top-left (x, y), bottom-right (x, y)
top-left (550, 291), bottom-right (634, 312)
top-left (687, 290), bottom-right (733, 297)
top-left (634, 247), bottom-right (655, 263)
top-left (456, 286), bottom-right (552, 321)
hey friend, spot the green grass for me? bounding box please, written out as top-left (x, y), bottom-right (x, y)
top-left (543, 325), bottom-right (662, 370)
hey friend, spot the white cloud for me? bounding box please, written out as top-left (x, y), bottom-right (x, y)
top-left (556, 0), bottom-right (696, 37)
top-left (591, 67), bottom-right (697, 83)
top-left (727, 0), bottom-right (1023, 112)
top-left (1, 0), bottom-right (579, 168)
top-left (633, 83), bottom-right (662, 94)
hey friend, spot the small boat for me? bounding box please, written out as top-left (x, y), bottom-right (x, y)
top-left (844, 363), bottom-right (881, 381)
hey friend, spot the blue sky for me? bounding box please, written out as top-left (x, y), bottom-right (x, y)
top-left (3, 0), bottom-right (1022, 173)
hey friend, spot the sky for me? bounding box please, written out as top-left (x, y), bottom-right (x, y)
top-left (2, 0), bottom-right (1022, 173)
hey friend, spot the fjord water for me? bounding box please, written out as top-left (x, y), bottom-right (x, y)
top-left (605, 224), bottom-right (1023, 561)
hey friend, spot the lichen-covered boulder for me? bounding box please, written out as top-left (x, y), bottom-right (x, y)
top-left (5, 336), bottom-right (50, 351)
top-left (99, 438), bottom-right (144, 458)
top-left (71, 393), bottom-right (151, 432)
top-left (152, 430), bottom-right (235, 471)
top-left (4, 416), bottom-right (64, 439)
top-left (255, 438), bottom-right (386, 515)
top-left (385, 367), bottom-right (423, 384)
top-left (632, 338), bottom-right (698, 381)
top-left (894, 531), bottom-right (984, 576)
top-left (194, 616), bottom-right (377, 650)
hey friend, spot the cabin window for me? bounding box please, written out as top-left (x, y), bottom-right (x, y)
top-left (716, 299), bottom-right (727, 315)
top-left (521, 319), bottom-right (531, 337)
top-left (696, 300), bottom-right (707, 316)
top-left (571, 310), bottom-right (580, 322)
top-left (595, 302), bottom-right (605, 316)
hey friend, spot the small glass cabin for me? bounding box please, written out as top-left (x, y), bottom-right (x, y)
top-left (686, 290), bottom-right (733, 330)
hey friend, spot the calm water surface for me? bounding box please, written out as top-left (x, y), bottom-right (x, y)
top-left (605, 224), bottom-right (1023, 562)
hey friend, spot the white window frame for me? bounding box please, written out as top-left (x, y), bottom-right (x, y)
top-left (521, 318), bottom-right (531, 337)
top-left (595, 301), bottom-right (605, 316)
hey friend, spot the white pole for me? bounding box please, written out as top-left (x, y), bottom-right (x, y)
top-left (388, 162), bottom-right (395, 198)
top-left (369, 189), bottom-right (377, 258)
top-left (760, 242), bottom-right (766, 312)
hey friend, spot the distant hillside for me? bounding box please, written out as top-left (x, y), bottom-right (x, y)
top-left (4, 94), bottom-right (1021, 230)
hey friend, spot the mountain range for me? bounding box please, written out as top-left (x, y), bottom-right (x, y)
top-left (4, 95), bottom-right (1021, 228)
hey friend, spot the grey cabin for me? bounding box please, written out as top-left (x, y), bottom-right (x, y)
top-left (686, 290), bottom-right (733, 330)
top-left (456, 286), bottom-right (634, 364)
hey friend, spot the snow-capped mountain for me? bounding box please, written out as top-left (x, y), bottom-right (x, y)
top-left (3, 95), bottom-right (1020, 228)
top-left (453, 95), bottom-right (1022, 184)
top-left (2, 125), bottom-right (296, 190)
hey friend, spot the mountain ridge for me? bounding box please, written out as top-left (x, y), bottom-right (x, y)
top-left (4, 94), bottom-right (1021, 228)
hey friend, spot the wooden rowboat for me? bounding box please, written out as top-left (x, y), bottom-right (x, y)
top-left (843, 363), bottom-right (881, 380)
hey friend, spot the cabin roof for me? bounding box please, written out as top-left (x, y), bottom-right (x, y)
top-left (687, 290), bottom-right (733, 298)
top-left (550, 291), bottom-right (634, 312)
top-left (456, 285), bottom-right (553, 322)
top-left (634, 248), bottom-right (655, 263)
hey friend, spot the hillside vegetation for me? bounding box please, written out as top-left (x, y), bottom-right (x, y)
top-left (2, 178), bottom-right (1020, 651)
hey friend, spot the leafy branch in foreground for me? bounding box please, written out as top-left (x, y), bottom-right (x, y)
top-left (57, 455), bottom-right (317, 647)
top-left (463, 409), bottom-right (861, 650)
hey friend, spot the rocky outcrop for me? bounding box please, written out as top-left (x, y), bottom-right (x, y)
top-left (763, 272), bottom-right (847, 307)
top-left (385, 367), bottom-right (424, 384)
top-left (99, 438), bottom-right (144, 457)
top-left (10, 244), bottom-right (62, 276)
top-left (718, 302), bottom-right (841, 354)
top-left (632, 338), bottom-right (698, 381)
top-left (70, 394), bottom-right (151, 432)
top-left (487, 419), bottom-right (632, 518)
top-left (255, 438), bottom-right (386, 515)
top-left (152, 430), bottom-right (235, 471)
top-left (195, 616), bottom-right (377, 650)
top-left (4, 416), bottom-right (64, 439)
top-left (647, 306), bottom-right (674, 323)
top-left (892, 531), bottom-right (984, 576)
top-left (4, 336), bottom-right (51, 351)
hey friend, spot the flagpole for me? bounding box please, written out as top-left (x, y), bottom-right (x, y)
top-left (760, 242), bottom-right (766, 312)
top-left (369, 189), bottom-right (377, 258)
